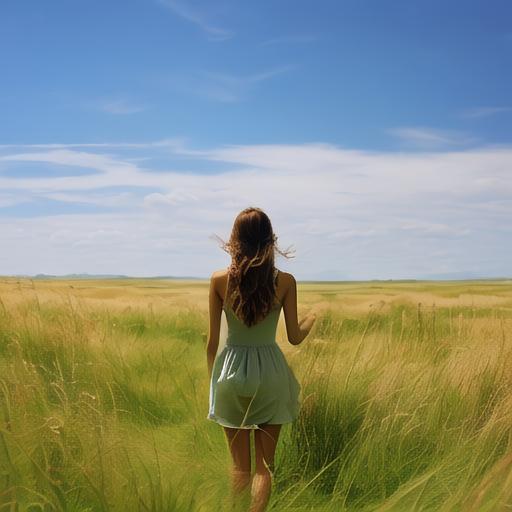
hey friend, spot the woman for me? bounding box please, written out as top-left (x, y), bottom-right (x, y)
top-left (206, 207), bottom-right (317, 512)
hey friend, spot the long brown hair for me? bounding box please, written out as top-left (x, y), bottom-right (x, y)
top-left (212, 207), bottom-right (295, 327)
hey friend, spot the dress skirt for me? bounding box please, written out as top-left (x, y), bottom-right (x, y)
top-left (207, 342), bottom-right (301, 429)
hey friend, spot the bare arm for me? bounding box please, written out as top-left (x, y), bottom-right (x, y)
top-left (206, 272), bottom-right (222, 379)
top-left (282, 273), bottom-right (317, 345)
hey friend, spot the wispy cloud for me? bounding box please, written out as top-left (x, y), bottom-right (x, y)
top-left (99, 98), bottom-right (148, 115)
top-left (460, 106), bottom-right (512, 119)
top-left (157, 0), bottom-right (233, 41)
top-left (388, 126), bottom-right (477, 149)
top-left (0, 150), bottom-right (136, 173)
top-left (144, 189), bottom-right (199, 207)
top-left (42, 191), bottom-right (139, 208)
top-left (168, 65), bottom-right (294, 102)
top-left (83, 97), bottom-right (148, 115)
top-left (0, 138), bottom-right (190, 151)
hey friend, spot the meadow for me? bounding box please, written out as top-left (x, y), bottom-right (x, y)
top-left (0, 276), bottom-right (511, 511)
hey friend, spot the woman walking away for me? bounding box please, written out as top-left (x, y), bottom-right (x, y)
top-left (206, 207), bottom-right (317, 512)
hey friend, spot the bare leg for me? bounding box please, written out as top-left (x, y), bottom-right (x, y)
top-left (223, 426), bottom-right (252, 510)
top-left (250, 423), bottom-right (281, 512)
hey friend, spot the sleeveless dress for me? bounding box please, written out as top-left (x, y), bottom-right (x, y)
top-left (207, 267), bottom-right (302, 429)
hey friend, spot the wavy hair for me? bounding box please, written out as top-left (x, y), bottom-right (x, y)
top-left (211, 207), bottom-right (295, 327)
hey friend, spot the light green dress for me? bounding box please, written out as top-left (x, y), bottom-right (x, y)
top-left (207, 268), bottom-right (301, 429)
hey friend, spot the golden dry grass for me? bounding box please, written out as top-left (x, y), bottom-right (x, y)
top-left (1, 276), bottom-right (512, 510)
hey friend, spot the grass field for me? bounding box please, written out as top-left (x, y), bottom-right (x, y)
top-left (1, 276), bottom-right (512, 511)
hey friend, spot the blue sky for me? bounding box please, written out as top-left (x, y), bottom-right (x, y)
top-left (0, 0), bottom-right (511, 279)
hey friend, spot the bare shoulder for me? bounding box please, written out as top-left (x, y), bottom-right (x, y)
top-left (209, 269), bottom-right (228, 300)
top-left (211, 268), bottom-right (229, 279)
top-left (278, 270), bottom-right (294, 281)
top-left (277, 270), bottom-right (295, 290)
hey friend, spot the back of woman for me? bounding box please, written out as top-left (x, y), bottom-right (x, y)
top-left (205, 206), bottom-right (317, 511)
top-left (209, 265), bottom-right (300, 429)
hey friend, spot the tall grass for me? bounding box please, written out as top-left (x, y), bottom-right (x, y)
top-left (0, 280), bottom-right (511, 510)
top-left (273, 302), bottom-right (512, 511)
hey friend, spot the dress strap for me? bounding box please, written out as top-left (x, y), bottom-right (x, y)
top-left (273, 267), bottom-right (279, 283)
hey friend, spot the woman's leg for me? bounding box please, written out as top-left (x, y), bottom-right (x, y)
top-left (250, 423), bottom-right (282, 512)
top-left (223, 426), bottom-right (252, 509)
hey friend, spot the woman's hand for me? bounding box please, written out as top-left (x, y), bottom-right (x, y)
top-left (298, 312), bottom-right (317, 339)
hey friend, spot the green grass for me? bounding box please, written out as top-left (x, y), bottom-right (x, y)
top-left (0, 279), bottom-right (512, 510)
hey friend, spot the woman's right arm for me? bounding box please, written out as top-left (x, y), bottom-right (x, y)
top-left (282, 273), bottom-right (316, 345)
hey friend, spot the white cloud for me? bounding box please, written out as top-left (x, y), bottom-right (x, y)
top-left (0, 149), bottom-right (130, 171)
top-left (398, 221), bottom-right (471, 238)
top-left (0, 150), bottom-right (141, 193)
top-left (0, 140), bottom-right (511, 279)
top-left (0, 192), bottom-right (31, 208)
top-left (143, 189), bottom-right (199, 206)
top-left (72, 229), bottom-right (125, 247)
top-left (42, 191), bottom-right (138, 208)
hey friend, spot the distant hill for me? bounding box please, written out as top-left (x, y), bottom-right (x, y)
top-left (7, 273), bottom-right (204, 280)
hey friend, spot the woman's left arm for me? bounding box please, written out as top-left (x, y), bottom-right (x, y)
top-left (206, 271), bottom-right (222, 380)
